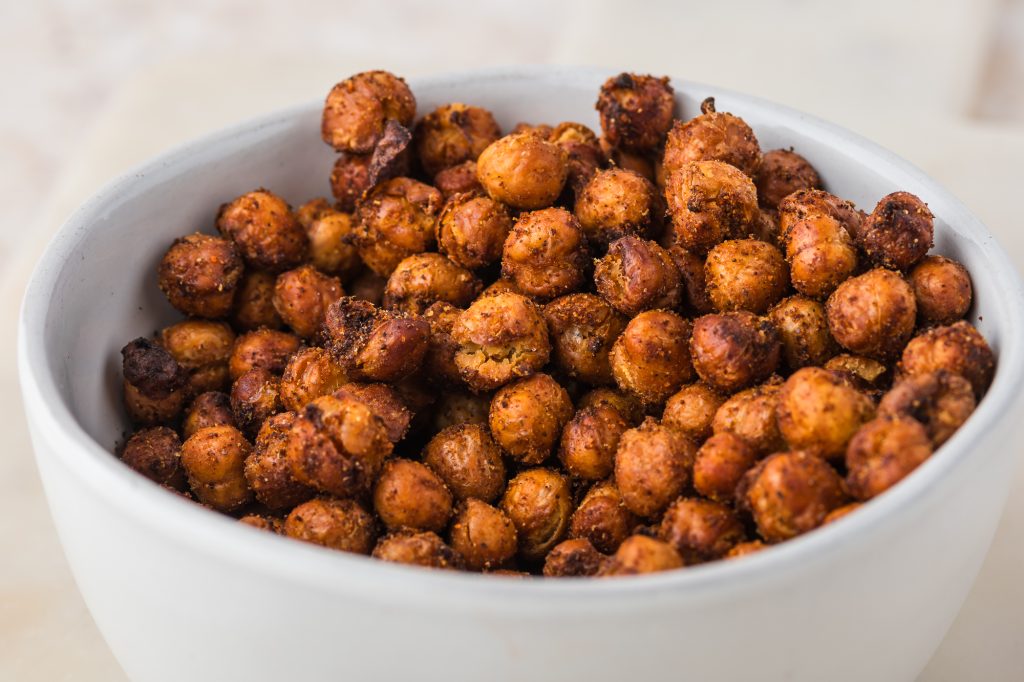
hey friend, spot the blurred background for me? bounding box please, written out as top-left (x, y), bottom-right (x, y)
top-left (1, 1), bottom-right (1022, 679)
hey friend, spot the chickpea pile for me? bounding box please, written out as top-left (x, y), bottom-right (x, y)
top-left (118, 70), bottom-right (995, 578)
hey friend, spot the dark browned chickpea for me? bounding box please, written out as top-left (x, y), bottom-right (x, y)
top-left (244, 412), bottom-right (314, 511)
top-left (782, 213), bottom-right (859, 299)
top-left (216, 189), bottom-right (307, 272)
top-left (372, 458), bottom-right (453, 533)
top-left (693, 432), bottom-right (757, 503)
top-left (322, 297), bottom-right (430, 383)
top-left (383, 253), bottom-right (482, 314)
top-left (182, 391), bottom-right (235, 439)
top-left (577, 387), bottom-right (645, 426)
top-left (823, 502), bottom-right (862, 524)
top-left (179, 425), bottom-right (252, 512)
top-left (321, 70), bottom-right (416, 153)
top-left (769, 295), bottom-right (838, 370)
top-left (271, 265), bottom-right (344, 340)
top-left (305, 209), bottom-right (361, 279)
top-left (909, 255), bottom-right (973, 326)
top-left (434, 160), bottom-right (483, 199)
top-left (228, 328), bottom-right (302, 380)
top-left (345, 269), bottom-right (386, 307)
top-left (599, 535), bottom-right (683, 576)
top-left (755, 149), bottom-right (822, 209)
top-left (898, 321), bottom-right (995, 398)
top-left (846, 416), bottom-right (933, 500)
top-left (239, 514), bottom-right (284, 533)
top-left (421, 301), bottom-right (462, 386)
top-left (354, 177), bottom-right (443, 277)
top-left (544, 294), bottom-right (627, 386)
top-left (549, 122), bottom-right (604, 191)
top-left (659, 498), bottom-right (746, 563)
top-left (610, 310), bottom-right (695, 404)
top-left (595, 73), bottom-right (675, 151)
top-left (285, 498), bottom-right (376, 554)
top-left (778, 188), bottom-right (865, 240)
top-left (489, 373), bottom-right (573, 465)
top-left (121, 337), bottom-right (188, 426)
top-left (663, 97), bottom-right (761, 177)
top-left (756, 208), bottom-right (782, 244)
top-left (859, 192), bottom-right (934, 271)
top-left (705, 239), bottom-right (789, 313)
top-left (278, 347), bottom-right (349, 413)
top-left (414, 103), bottom-right (502, 176)
top-left (690, 312), bottom-right (781, 393)
top-left (451, 292), bottom-right (551, 391)
top-left (158, 233), bottom-right (243, 319)
top-left (878, 370), bottom-right (976, 446)
top-left (667, 246), bottom-right (715, 314)
top-left (663, 160), bottom-right (760, 255)
top-left (775, 367), bottom-right (875, 459)
top-left (231, 271), bottom-right (284, 331)
top-left (740, 450), bottom-right (846, 542)
top-left (159, 320), bottom-right (235, 395)
top-left (435, 192), bottom-right (514, 271)
top-left (712, 377), bottom-right (786, 454)
top-left (476, 132), bottom-right (569, 210)
top-left (121, 426), bottom-right (187, 490)
top-left (329, 152), bottom-right (373, 213)
top-left (502, 207), bottom-right (588, 300)
top-left (422, 423), bottom-right (506, 503)
top-left (824, 354), bottom-right (890, 391)
top-left (500, 468), bottom-right (573, 561)
top-left (662, 383), bottom-right (727, 442)
top-left (575, 169), bottom-right (661, 247)
top-left (725, 540), bottom-right (766, 559)
top-left (543, 538), bottom-right (606, 577)
top-left (372, 531), bottom-right (464, 569)
top-left (449, 499), bottom-right (518, 571)
top-left (614, 417), bottom-right (695, 518)
top-left (432, 391), bottom-right (491, 433)
top-left (229, 368), bottom-right (282, 437)
top-left (826, 268), bottom-right (916, 360)
top-left (595, 236), bottom-right (682, 316)
top-left (568, 480), bottom-right (637, 554)
top-left (559, 404), bottom-right (630, 481)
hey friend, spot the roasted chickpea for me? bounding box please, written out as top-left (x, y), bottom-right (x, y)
top-left (216, 189), bottom-right (307, 272)
top-left (435, 192), bottom-right (514, 271)
top-left (663, 97), bottom-right (761, 176)
top-left (449, 498), bottom-right (518, 571)
top-left (305, 209), bottom-right (361, 278)
top-left (422, 423), bottom-right (505, 503)
top-left (121, 337), bottom-right (188, 426)
top-left (414, 102), bottom-right (502, 176)
top-left (121, 426), bottom-right (187, 490)
top-left (768, 295), bottom-right (838, 370)
top-left (755, 149), bottom-right (822, 209)
top-left (782, 213), bottom-right (859, 299)
top-left (383, 253), bottom-right (481, 314)
top-left (667, 246), bottom-right (714, 314)
top-left (575, 169), bottom-right (661, 247)
top-left (602, 138), bottom-right (657, 183)
top-left (321, 70), bottom-right (416, 153)
top-left (690, 312), bottom-right (781, 393)
top-left (271, 265), bottom-right (344, 339)
top-left (278, 347), bottom-right (349, 413)
top-left (909, 255), bottom-right (973, 326)
top-left (824, 354), bottom-right (890, 391)
top-left (179, 425), bottom-right (252, 512)
top-left (693, 432), bottom-right (757, 503)
top-left (740, 450), bottom-right (846, 542)
top-left (158, 320), bottom-right (235, 394)
top-left (543, 294), bottom-right (626, 386)
top-left (845, 415), bottom-right (933, 500)
top-left (663, 160), bottom-right (760, 255)
top-left (898, 321), bottom-right (995, 398)
top-left (419, 301), bottom-right (462, 386)
top-left (610, 310), bottom-right (695, 404)
top-left (559, 404), bottom-right (630, 481)
top-left (595, 73), bottom-right (675, 151)
top-left (543, 538), bottom-right (606, 577)
top-left (549, 121), bottom-right (604, 192)
top-left (244, 412), bottom-right (314, 510)
top-left (296, 197), bottom-right (333, 229)
top-left (599, 535), bottom-right (683, 576)
top-left (568, 481), bottom-right (637, 554)
top-left (345, 270), bottom-right (385, 307)
top-left (354, 177), bottom-right (443, 276)
top-left (859, 192), bottom-right (934, 271)
top-left (878, 370), bottom-right (976, 446)
top-left (157, 233), bottom-right (243, 318)
top-left (777, 188), bottom-right (865, 242)
top-left (230, 368), bottom-right (282, 437)
top-left (705, 239), bottom-right (789, 313)
top-left (334, 382), bottom-right (413, 443)
top-left (823, 502), bottom-right (862, 524)
top-left (659, 498), bottom-right (746, 563)
top-left (500, 468), bottom-right (573, 561)
top-left (432, 390), bottom-right (491, 432)
top-left (285, 498), bottom-right (376, 554)
top-left (712, 377), bottom-right (786, 454)
top-left (329, 152), bottom-right (373, 212)
top-left (228, 328), bottom-right (302, 380)
top-left (322, 297), bottom-right (430, 382)
top-left (826, 268), bottom-right (916, 360)
top-left (476, 132), bottom-right (569, 210)
top-left (662, 383), bottom-right (726, 442)
top-left (595, 236), bottom-right (682, 316)
top-left (775, 367), bottom-right (875, 459)
top-left (231, 270), bottom-right (284, 331)
top-left (502, 207), bottom-right (588, 300)
top-left (239, 514), bottom-right (284, 533)
top-left (372, 531), bottom-right (464, 569)
top-left (489, 373), bottom-right (573, 465)
top-left (182, 391), bottom-right (235, 439)
top-left (577, 387), bottom-right (645, 426)
top-left (372, 458), bottom-right (453, 533)
top-left (433, 160), bottom-right (483, 198)
top-left (725, 540), bottom-right (766, 559)
top-left (614, 417), bottom-right (695, 518)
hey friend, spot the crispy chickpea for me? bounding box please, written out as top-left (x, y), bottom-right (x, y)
top-left (434, 160), bottom-right (483, 198)
top-left (769, 295), bottom-right (838, 369)
top-left (568, 481), bottom-right (637, 554)
top-left (823, 502), bottom-right (862, 524)
top-left (373, 458), bottom-right (453, 533)
top-left (476, 132), bottom-right (569, 210)
top-left (435, 192), bottom-right (514, 271)
top-left (121, 426), bottom-right (187, 490)
top-left (559, 404), bottom-right (630, 481)
top-left (414, 103), bottom-right (502, 176)
top-left (422, 423), bottom-right (506, 503)
top-left (659, 498), bottom-right (746, 563)
top-left (278, 347), bottom-right (349, 413)
top-left (705, 239), bottom-right (789, 313)
top-left (898, 321), bottom-right (995, 398)
top-left (228, 328), bottom-right (302, 380)
top-left (271, 265), bottom-right (344, 339)
top-left (179, 425), bottom-right (252, 512)
top-left (502, 207), bottom-right (588, 300)
top-left (322, 297), bottom-right (430, 383)
top-left (230, 368), bottom-right (282, 437)
top-left (595, 236), bottom-right (682, 316)
top-left (489, 373), bottom-right (573, 465)
top-left (909, 255), bottom-right (973, 326)
top-left (690, 312), bottom-right (781, 393)
top-left (595, 73), bottom-right (675, 151)
top-left (451, 292), bottom-right (551, 391)
top-left (599, 535), bottom-right (683, 576)
top-left (347, 269), bottom-right (387, 307)
top-left (662, 383), bottom-right (726, 442)
top-left (543, 539), bottom-right (606, 577)
top-left (239, 514), bottom-right (284, 533)
top-left (740, 450), bottom-right (846, 542)
top-left (776, 367), bottom-right (875, 459)
top-left (216, 189), bottom-right (307, 272)
top-left (421, 301), bottom-right (462, 385)
top-left (824, 354), bottom-right (890, 391)
top-left (860, 192), bottom-right (934, 271)
top-left (305, 209), bottom-right (361, 278)
top-left (602, 138), bottom-right (657, 183)
top-left (755, 149), bottom-right (822, 209)
top-left (614, 417), bottom-right (696, 518)
top-left (231, 270), bottom-right (283, 331)
top-left (159, 320), bottom-right (235, 394)
top-left (121, 337), bottom-right (188, 426)
top-left (549, 122), bottom-right (604, 192)
top-left (182, 391), bottom-right (235, 439)
top-left (383, 253), bottom-right (482, 314)
top-left (543, 294), bottom-right (627, 386)
top-left (432, 391), bottom-right (491, 432)
top-left (285, 498), bottom-right (376, 554)
top-left (577, 387), bottom-right (645, 426)
top-left (712, 378), bottom-right (786, 454)
top-left (693, 432), bottom-right (757, 503)
top-left (244, 412), bottom-right (314, 510)
top-left (575, 169), bottom-right (661, 247)
top-left (610, 310), bottom-right (695, 404)
top-left (845, 415), bottom-right (933, 500)
top-left (296, 197), bottom-right (333, 229)
top-left (500, 468), bottom-right (573, 561)
top-left (372, 531), bottom-right (464, 569)
top-left (826, 268), bottom-right (916, 360)
top-left (354, 177), bottom-right (443, 276)
top-left (725, 540), bottom-right (766, 559)
top-left (782, 213), bottom-right (859, 299)
top-left (663, 160), bottom-right (760, 255)
top-left (878, 370), bottom-right (976, 446)
top-left (778, 188), bottom-right (865, 242)
top-left (333, 383), bottom-right (412, 444)
top-left (329, 152), bottom-right (373, 212)
top-left (157, 233), bottom-right (243, 318)
top-left (663, 97), bottom-right (761, 177)
top-left (667, 246), bottom-right (714, 314)
top-left (321, 70), bottom-right (416, 153)
top-left (449, 499), bottom-right (518, 571)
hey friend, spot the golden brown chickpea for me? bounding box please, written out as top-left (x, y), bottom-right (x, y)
top-left (909, 255), bottom-right (973, 326)
top-left (159, 320), bottom-right (235, 395)
top-left (295, 197), bottom-right (333, 229)
top-left (693, 432), bottom-right (757, 503)
top-left (755, 149), bottom-right (822, 209)
top-left (845, 415), bottom-right (933, 500)
top-left (823, 502), bottom-right (862, 524)
top-left (182, 391), bottom-right (235, 439)
top-left (777, 188), bottom-right (865, 241)
top-left (121, 426), bottom-right (187, 490)
top-left (158, 233), bottom-right (243, 319)
top-left (599, 535), bottom-right (683, 576)
top-left (662, 383), bottom-right (727, 442)
top-left (216, 189), bottom-right (307, 272)
top-left (500, 468), bottom-right (573, 561)
top-left (433, 160), bottom-right (483, 199)
top-left (663, 97), bottom-right (761, 177)
top-left (372, 531), bottom-right (464, 569)
top-left (372, 458), bottom-right (453, 533)
top-left (663, 160), bottom-right (760, 255)
top-left (321, 70), bottom-right (416, 153)
top-left (595, 73), bottom-right (675, 152)
top-left (568, 480), bottom-right (637, 554)
top-left (769, 295), bottom-right (838, 370)
top-left (667, 246), bottom-right (715, 314)
top-left (898, 321), bottom-right (995, 398)
top-left (228, 328), bottom-right (302, 380)
top-left (230, 368), bottom-right (282, 437)
top-left (782, 213), bottom-right (859, 299)
top-left (602, 138), bottom-right (658, 183)
top-left (575, 169), bottom-right (661, 247)
top-left (422, 423), bottom-right (506, 503)
top-left (775, 367), bottom-right (875, 459)
top-left (740, 450), bottom-right (846, 542)
top-left (725, 540), bottom-right (766, 559)
top-left (543, 538), bottom-right (606, 577)
top-left (712, 377), bottom-right (786, 454)
top-left (826, 268), bottom-right (917, 360)
top-left (859, 192), bottom-right (934, 271)
top-left (549, 122), bottom-right (604, 192)
top-left (354, 177), bottom-right (443, 277)
top-left (238, 514), bottom-right (284, 533)
top-left (595, 236), bottom-right (683, 316)
top-left (231, 270), bottom-right (284, 331)
top-left (451, 292), bottom-right (551, 391)
top-left (614, 417), bottom-right (696, 518)
top-left (179, 425), bottom-right (253, 512)
top-left (383, 253), bottom-right (482, 314)
top-left (559, 404), bottom-right (630, 481)
top-left (420, 301), bottom-right (462, 386)
top-left (489, 373), bottom-right (573, 465)
top-left (878, 370), bottom-right (976, 446)
top-left (435, 192), bottom-right (513, 271)
top-left (690, 312), bottom-right (781, 393)
top-left (659, 498), bottom-right (746, 563)
top-left (121, 338), bottom-right (188, 426)
top-left (577, 387), bottom-right (644, 425)
top-left (502, 207), bottom-right (588, 300)
top-left (244, 412), bottom-right (314, 511)
top-left (414, 102), bottom-right (502, 176)
top-left (322, 297), bottom-right (430, 383)
top-left (705, 239), bottom-right (789, 313)
top-left (306, 210), bottom-right (361, 279)
top-left (449, 499), bottom-right (518, 571)
top-left (610, 310), bottom-right (695, 404)
top-left (476, 132), bottom-right (569, 210)
top-left (824, 354), bottom-right (890, 391)
top-left (329, 152), bottom-right (373, 213)
top-left (278, 347), bottom-right (349, 413)
top-left (285, 498), bottom-right (377, 554)
top-left (271, 265), bottom-right (344, 340)
top-left (543, 294), bottom-right (626, 386)
top-left (432, 390), bottom-right (491, 433)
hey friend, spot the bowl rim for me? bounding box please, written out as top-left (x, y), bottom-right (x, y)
top-left (18, 64), bottom-right (1024, 605)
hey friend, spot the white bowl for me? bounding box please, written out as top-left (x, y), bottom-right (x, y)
top-left (18, 66), bottom-right (1024, 682)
